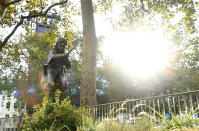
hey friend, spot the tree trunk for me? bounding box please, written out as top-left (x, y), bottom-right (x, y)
top-left (80, 0), bottom-right (97, 106)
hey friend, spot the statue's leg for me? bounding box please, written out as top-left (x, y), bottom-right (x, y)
top-left (47, 71), bottom-right (56, 87)
top-left (57, 73), bottom-right (68, 101)
top-left (47, 71), bottom-right (57, 99)
top-left (58, 73), bottom-right (68, 92)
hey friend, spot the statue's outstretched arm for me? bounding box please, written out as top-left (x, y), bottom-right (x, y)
top-left (48, 49), bottom-right (67, 64)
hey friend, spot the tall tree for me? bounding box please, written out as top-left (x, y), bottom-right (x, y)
top-left (80, 0), bottom-right (97, 106)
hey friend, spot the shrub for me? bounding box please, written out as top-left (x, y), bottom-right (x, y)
top-left (22, 90), bottom-right (82, 131)
top-left (148, 106), bottom-right (199, 129)
top-left (77, 117), bottom-right (160, 131)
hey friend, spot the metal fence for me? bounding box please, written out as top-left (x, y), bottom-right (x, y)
top-left (86, 90), bottom-right (199, 122)
top-left (1, 90), bottom-right (199, 129)
top-left (0, 117), bottom-right (20, 131)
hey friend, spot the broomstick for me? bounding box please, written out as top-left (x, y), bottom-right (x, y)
top-left (43, 43), bottom-right (76, 76)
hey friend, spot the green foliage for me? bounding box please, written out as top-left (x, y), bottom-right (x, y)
top-left (104, 0), bottom-right (198, 34)
top-left (22, 90), bottom-right (83, 131)
top-left (96, 61), bottom-right (133, 103)
top-left (22, 33), bottom-right (56, 71)
top-left (77, 117), bottom-right (160, 131)
top-left (0, 0), bottom-right (80, 30)
top-left (0, 73), bottom-right (19, 93)
top-left (148, 106), bottom-right (174, 128)
top-left (133, 117), bottom-right (156, 131)
top-left (95, 119), bottom-right (136, 131)
top-left (94, 0), bottom-right (113, 14)
top-left (148, 106), bottom-right (199, 129)
top-left (77, 105), bottom-right (199, 131)
top-left (78, 114), bottom-right (99, 131)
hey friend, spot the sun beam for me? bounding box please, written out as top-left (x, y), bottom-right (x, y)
top-left (102, 30), bottom-right (171, 78)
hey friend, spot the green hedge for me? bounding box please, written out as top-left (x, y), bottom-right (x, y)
top-left (22, 90), bottom-right (82, 131)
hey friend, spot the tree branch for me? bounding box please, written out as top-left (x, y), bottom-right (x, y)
top-left (140, 0), bottom-right (150, 13)
top-left (0, 18), bottom-right (24, 51)
top-left (22, 0), bottom-right (68, 19)
top-left (8, 0), bottom-right (21, 5)
top-left (0, 0), bottom-right (21, 18)
top-left (0, 0), bottom-right (68, 51)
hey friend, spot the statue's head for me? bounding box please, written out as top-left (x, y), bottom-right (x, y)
top-left (56, 37), bottom-right (67, 52)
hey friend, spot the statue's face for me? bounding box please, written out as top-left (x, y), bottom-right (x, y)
top-left (58, 42), bottom-right (65, 52)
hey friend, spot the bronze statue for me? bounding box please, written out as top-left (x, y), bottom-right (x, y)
top-left (45, 37), bottom-right (71, 93)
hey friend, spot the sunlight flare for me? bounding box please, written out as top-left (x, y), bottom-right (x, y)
top-left (102, 30), bottom-right (171, 78)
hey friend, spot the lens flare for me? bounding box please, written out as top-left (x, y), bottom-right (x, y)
top-left (102, 30), bottom-right (171, 78)
top-left (28, 87), bottom-right (36, 93)
top-left (14, 90), bottom-right (20, 97)
top-left (18, 71), bottom-right (44, 107)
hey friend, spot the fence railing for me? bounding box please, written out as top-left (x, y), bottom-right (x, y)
top-left (0, 117), bottom-right (20, 131)
top-left (85, 90), bottom-right (199, 122)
